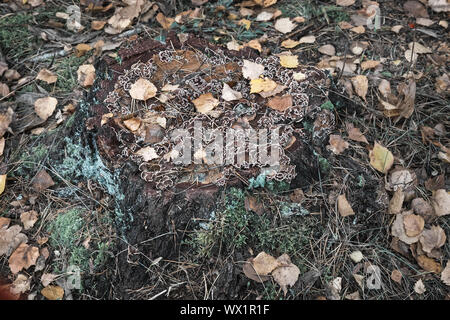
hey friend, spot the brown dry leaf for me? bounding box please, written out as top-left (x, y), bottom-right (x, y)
top-left (4, 69), bottom-right (20, 81)
top-left (0, 137), bottom-right (4, 157)
top-left (0, 83), bottom-right (9, 97)
top-left (403, 214), bottom-right (424, 237)
top-left (226, 39), bottom-right (243, 51)
top-left (419, 226), bottom-right (446, 254)
top-left (123, 118), bottom-right (141, 132)
top-left (361, 60), bottom-right (380, 71)
top-left (0, 107), bottom-right (13, 138)
top-left (431, 189), bottom-right (450, 216)
top-left (254, 0), bottom-right (277, 7)
top-left (411, 198), bottom-right (433, 218)
top-left (20, 210), bottom-right (38, 230)
top-left (414, 279), bottom-right (426, 294)
top-left (351, 75), bottom-right (368, 101)
top-left (242, 259), bottom-right (270, 283)
top-left (34, 96), bottom-right (57, 121)
top-left (252, 251), bottom-right (282, 276)
top-left (441, 262), bottom-right (450, 286)
top-left (106, 0), bottom-right (144, 34)
top-left (351, 26), bottom-right (365, 34)
top-left (245, 39), bottom-right (262, 52)
top-left (391, 211), bottom-right (420, 244)
top-left (404, 0), bottom-right (429, 18)
top-left (192, 93), bottom-right (220, 114)
top-left (274, 17), bottom-right (296, 34)
top-left (328, 134), bottom-right (349, 155)
top-left (0, 217), bottom-right (9, 229)
top-left (425, 175), bottom-right (445, 192)
top-left (391, 269), bottom-right (403, 284)
top-left (408, 42), bottom-right (432, 54)
top-left (77, 64), bottom-right (96, 87)
top-left (346, 123), bottom-right (368, 144)
top-left (267, 95), bottom-right (293, 112)
top-left (129, 78), bottom-right (157, 101)
top-left (279, 55), bottom-right (298, 68)
top-left (281, 39), bottom-right (300, 49)
top-left (222, 83), bottom-right (243, 101)
top-left (9, 243), bottom-right (39, 274)
top-left (318, 44), bottom-right (336, 56)
top-left (41, 285), bottom-right (64, 300)
top-left (91, 20), bottom-right (107, 30)
top-left (75, 43), bottom-right (92, 57)
top-left (242, 60), bottom-right (265, 80)
top-left (250, 78), bottom-right (278, 93)
top-left (259, 83), bottom-right (286, 98)
top-left (156, 12), bottom-right (174, 29)
top-left (336, 0), bottom-right (355, 6)
top-left (32, 169), bottom-right (55, 192)
top-left (299, 35), bottom-right (316, 44)
top-left (391, 25), bottom-right (403, 33)
top-left (369, 142), bottom-right (394, 174)
top-left (244, 196), bottom-right (264, 215)
top-left (0, 225), bottom-right (27, 256)
top-left (337, 194), bottom-right (355, 217)
top-left (389, 188), bottom-right (405, 214)
top-left (435, 74), bottom-right (450, 94)
top-left (378, 79), bottom-right (391, 98)
top-left (272, 254), bottom-right (300, 295)
top-left (416, 18), bottom-right (435, 27)
top-left (328, 277), bottom-right (342, 300)
top-left (135, 146), bottom-right (159, 161)
top-left (416, 255), bottom-right (442, 273)
top-left (36, 69), bottom-right (57, 84)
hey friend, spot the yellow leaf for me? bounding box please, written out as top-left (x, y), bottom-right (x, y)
top-left (250, 78), bottom-right (278, 93)
top-left (369, 142), bottom-right (394, 174)
top-left (0, 174), bottom-right (6, 195)
top-left (41, 285), bottom-right (64, 300)
top-left (192, 93), bottom-right (220, 113)
top-left (245, 39), bottom-right (262, 52)
top-left (281, 39), bottom-right (300, 48)
top-left (239, 19), bottom-right (251, 30)
top-left (279, 55), bottom-right (298, 68)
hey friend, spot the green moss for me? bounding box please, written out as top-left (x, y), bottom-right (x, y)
top-left (54, 55), bottom-right (88, 93)
top-left (0, 13), bottom-right (35, 61)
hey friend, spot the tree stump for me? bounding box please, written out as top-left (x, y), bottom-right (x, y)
top-left (81, 33), bottom-right (333, 296)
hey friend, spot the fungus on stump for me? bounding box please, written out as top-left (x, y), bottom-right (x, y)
top-left (83, 33), bottom-right (333, 295)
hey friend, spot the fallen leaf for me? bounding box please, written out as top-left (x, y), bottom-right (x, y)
top-left (337, 194), bottom-right (355, 217)
top-left (91, 20), bottom-right (107, 30)
top-left (272, 254), bottom-right (300, 295)
top-left (350, 26), bottom-right (365, 34)
top-left (298, 35), bottom-right (316, 44)
top-left (245, 39), bottom-right (262, 52)
top-left (408, 42), bottom-right (432, 54)
top-left (441, 262), bottom-right (450, 286)
top-left (369, 143), bottom-right (394, 174)
top-left (425, 175), bottom-right (445, 192)
top-left (253, 0), bottom-right (277, 7)
top-left (0, 107), bottom-right (13, 139)
top-left (41, 285), bottom-right (64, 300)
top-left (77, 64), bottom-right (96, 87)
top-left (279, 55), bottom-right (299, 68)
top-left (281, 39), bottom-right (299, 48)
top-left (318, 44), bottom-right (336, 56)
top-left (328, 134), bottom-right (349, 155)
top-left (361, 60), bottom-right (380, 71)
top-left (34, 96), bottom-right (57, 121)
top-left (0, 225), bottom-right (27, 256)
top-left (336, 0), bottom-right (355, 6)
top-left (222, 83), bottom-right (243, 101)
top-left (123, 118), bottom-right (141, 131)
top-left (10, 274), bottom-right (30, 295)
top-left (274, 17), bottom-right (296, 34)
top-left (389, 188), bottom-right (405, 214)
top-left (75, 43), bottom-right (92, 57)
top-left (250, 78), bottom-right (278, 93)
top-left (416, 255), bottom-right (442, 273)
top-left (391, 269), bottom-right (403, 284)
top-left (391, 211), bottom-right (421, 244)
top-left (411, 198), bottom-right (434, 218)
top-left (378, 79), bottom-right (391, 98)
top-left (416, 18), bottom-right (435, 27)
top-left (403, 213), bottom-right (424, 237)
top-left (419, 226), bottom-right (446, 253)
top-left (391, 25), bottom-right (403, 33)
top-left (346, 123), bottom-right (368, 144)
top-left (345, 291), bottom-right (360, 300)
top-left (404, 0), bottom-right (429, 18)
top-left (135, 146), bottom-right (159, 161)
top-left (20, 210), bottom-right (38, 230)
top-left (242, 59), bottom-right (265, 80)
top-left (41, 273), bottom-right (58, 287)
top-left (328, 277), bottom-right (342, 300)
top-left (32, 170), bottom-right (55, 192)
top-left (226, 39), bottom-right (243, 51)
top-left (414, 279), bottom-right (426, 294)
top-left (192, 93), bottom-right (220, 114)
top-left (129, 78), bottom-right (157, 101)
top-left (0, 174), bottom-right (5, 195)
top-left (4, 69), bottom-right (20, 81)
top-left (351, 75), bottom-right (368, 101)
top-left (267, 95), bottom-right (293, 112)
top-left (238, 18), bottom-right (251, 30)
top-left (8, 243), bottom-right (39, 274)
top-left (0, 83), bottom-right (9, 97)
top-left (105, 0), bottom-right (144, 34)
top-left (350, 251), bottom-right (363, 263)
top-left (252, 251), bottom-right (282, 276)
top-left (243, 259), bottom-right (270, 282)
top-left (256, 11), bottom-right (273, 21)
top-left (431, 189), bottom-right (450, 216)
top-left (428, 0), bottom-right (450, 12)
top-left (36, 69), bottom-right (57, 84)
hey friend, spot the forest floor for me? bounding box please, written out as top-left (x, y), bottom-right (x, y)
top-left (0, 0), bottom-right (449, 300)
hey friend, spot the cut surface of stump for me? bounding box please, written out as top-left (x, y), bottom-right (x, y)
top-left (83, 33), bottom-right (333, 297)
